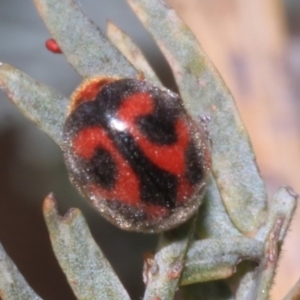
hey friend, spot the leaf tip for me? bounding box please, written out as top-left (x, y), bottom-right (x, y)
top-left (63, 207), bottom-right (82, 224)
top-left (43, 193), bottom-right (81, 223)
top-left (106, 19), bottom-right (116, 32)
top-left (43, 192), bottom-right (57, 213)
top-left (284, 185), bottom-right (299, 199)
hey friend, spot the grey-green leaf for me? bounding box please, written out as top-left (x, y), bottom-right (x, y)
top-left (143, 218), bottom-right (196, 300)
top-left (0, 63), bottom-right (68, 146)
top-left (236, 186), bottom-right (297, 299)
top-left (196, 176), bottom-right (240, 238)
top-left (180, 237), bottom-right (263, 285)
top-left (249, 218), bottom-right (283, 300)
top-left (43, 194), bottom-right (131, 300)
top-left (106, 21), bottom-right (161, 87)
top-left (128, 0), bottom-right (268, 234)
top-left (256, 186), bottom-right (298, 243)
top-left (33, 0), bottom-right (137, 79)
top-left (0, 243), bottom-right (42, 300)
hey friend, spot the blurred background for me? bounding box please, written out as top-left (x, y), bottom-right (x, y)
top-left (0, 0), bottom-right (300, 299)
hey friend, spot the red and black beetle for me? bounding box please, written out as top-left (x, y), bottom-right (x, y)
top-left (62, 77), bottom-right (211, 233)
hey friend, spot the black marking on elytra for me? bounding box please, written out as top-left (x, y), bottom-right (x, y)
top-left (136, 114), bottom-right (177, 145)
top-left (185, 141), bottom-right (204, 185)
top-left (88, 147), bottom-right (117, 189)
top-left (112, 131), bottom-right (177, 209)
top-left (66, 147), bottom-right (117, 190)
top-left (64, 101), bottom-right (103, 138)
top-left (135, 84), bottom-right (184, 145)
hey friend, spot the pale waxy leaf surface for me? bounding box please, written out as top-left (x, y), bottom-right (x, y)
top-left (34, 0), bottom-right (137, 79)
top-left (236, 186), bottom-right (297, 300)
top-left (143, 218), bottom-right (196, 300)
top-left (180, 236), bottom-right (263, 285)
top-left (43, 194), bottom-right (131, 300)
top-left (196, 175), bottom-right (240, 238)
top-left (106, 21), bottom-right (162, 87)
top-left (0, 243), bottom-right (42, 300)
top-left (0, 63), bottom-right (68, 146)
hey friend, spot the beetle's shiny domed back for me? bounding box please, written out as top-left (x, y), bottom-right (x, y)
top-left (63, 77), bottom-right (211, 233)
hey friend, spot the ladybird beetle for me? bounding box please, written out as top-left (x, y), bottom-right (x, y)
top-left (62, 77), bottom-right (211, 233)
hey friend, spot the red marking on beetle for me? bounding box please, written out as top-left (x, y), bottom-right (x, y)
top-left (117, 93), bottom-right (190, 175)
top-left (144, 204), bottom-right (169, 220)
top-left (72, 126), bottom-right (175, 218)
top-left (177, 178), bottom-right (194, 204)
top-left (70, 77), bottom-right (117, 112)
top-left (45, 38), bottom-right (62, 54)
top-left (72, 127), bottom-right (141, 206)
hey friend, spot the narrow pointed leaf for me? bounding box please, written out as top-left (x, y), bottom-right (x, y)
top-left (236, 187), bottom-right (297, 299)
top-left (250, 217), bottom-right (283, 300)
top-left (0, 243), bottom-right (42, 300)
top-left (180, 237), bottom-right (263, 285)
top-left (43, 194), bottom-right (131, 300)
top-left (143, 218), bottom-right (196, 300)
top-left (128, 0), bottom-right (268, 234)
top-left (0, 63), bottom-right (68, 146)
top-left (256, 186), bottom-right (297, 243)
top-left (33, 0), bottom-right (137, 78)
top-left (107, 21), bottom-right (161, 86)
top-left (196, 176), bottom-right (240, 238)
top-left (252, 187), bottom-right (297, 300)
